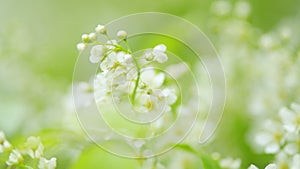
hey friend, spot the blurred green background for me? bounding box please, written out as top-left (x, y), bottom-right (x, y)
top-left (1, 0), bottom-right (300, 168)
top-left (0, 0), bottom-right (299, 88)
top-left (1, 0), bottom-right (299, 85)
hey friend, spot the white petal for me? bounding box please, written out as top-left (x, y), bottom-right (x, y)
top-left (248, 164), bottom-right (259, 169)
top-left (284, 143), bottom-right (298, 155)
top-left (89, 55), bottom-right (101, 63)
top-left (153, 44), bottom-right (166, 52)
top-left (153, 73), bottom-right (165, 88)
top-left (141, 69), bottom-right (155, 83)
top-left (255, 132), bottom-right (273, 146)
top-left (291, 103), bottom-right (300, 112)
top-left (90, 45), bottom-right (105, 57)
top-left (279, 107), bottom-right (295, 125)
top-left (231, 159), bottom-right (241, 169)
top-left (133, 140), bottom-right (145, 149)
top-left (76, 43), bottom-right (86, 51)
top-left (166, 63), bottom-right (188, 79)
top-left (155, 52), bottom-right (168, 63)
top-left (291, 154), bottom-right (300, 169)
top-left (265, 143), bottom-right (280, 154)
top-left (0, 131), bottom-right (6, 141)
top-left (3, 140), bottom-right (12, 149)
top-left (265, 164), bottom-right (277, 169)
top-left (283, 124), bottom-right (296, 133)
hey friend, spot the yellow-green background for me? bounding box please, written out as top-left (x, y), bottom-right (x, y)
top-left (1, 0), bottom-right (300, 168)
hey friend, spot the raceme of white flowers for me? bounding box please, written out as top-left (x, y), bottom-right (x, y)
top-left (0, 131), bottom-right (57, 169)
top-left (75, 24), bottom-right (190, 164)
top-left (76, 26), bottom-right (175, 114)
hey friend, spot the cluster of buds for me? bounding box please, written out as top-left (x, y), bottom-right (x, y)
top-left (76, 24), bottom-right (128, 52)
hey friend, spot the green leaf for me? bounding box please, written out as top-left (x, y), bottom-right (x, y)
top-left (174, 144), bottom-right (222, 169)
top-left (200, 154), bottom-right (222, 169)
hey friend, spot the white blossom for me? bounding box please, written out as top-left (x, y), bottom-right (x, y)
top-left (81, 34), bottom-right (89, 42)
top-left (117, 30), bottom-right (127, 40)
top-left (95, 24), bottom-right (106, 34)
top-left (76, 43), bottom-right (86, 52)
top-left (219, 157), bottom-right (241, 169)
top-left (89, 45), bottom-right (106, 63)
top-left (234, 1), bottom-right (251, 18)
top-left (248, 164), bottom-right (277, 169)
top-left (211, 0), bottom-right (232, 16)
top-left (24, 136), bottom-right (44, 159)
top-left (38, 157), bottom-right (57, 169)
top-left (279, 103), bottom-right (300, 133)
top-left (88, 32), bottom-right (97, 41)
top-left (153, 44), bottom-right (168, 63)
top-left (254, 120), bottom-right (285, 154)
top-left (0, 131), bottom-right (12, 153)
top-left (140, 69), bottom-right (165, 89)
top-left (6, 149), bottom-right (23, 166)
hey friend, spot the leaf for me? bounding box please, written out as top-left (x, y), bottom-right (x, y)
top-left (174, 144), bottom-right (222, 169)
top-left (200, 154), bottom-right (222, 169)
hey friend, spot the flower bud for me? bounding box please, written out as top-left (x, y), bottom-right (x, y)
top-left (117, 30), bottom-right (127, 40)
top-left (95, 24), bottom-right (106, 34)
top-left (81, 34), bottom-right (89, 43)
top-left (88, 33), bottom-right (97, 41)
top-left (76, 43), bottom-right (86, 52)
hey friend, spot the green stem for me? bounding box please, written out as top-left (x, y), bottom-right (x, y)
top-left (124, 39), bottom-right (132, 53)
top-left (131, 56), bottom-right (141, 103)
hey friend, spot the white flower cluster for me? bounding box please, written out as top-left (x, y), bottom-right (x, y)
top-left (210, 153), bottom-right (241, 169)
top-left (249, 103), bottom-right (300, 168)
top-left (76, 25), bottom-right (177, 117)
top-left (0, 132), bottom-right (56, 169)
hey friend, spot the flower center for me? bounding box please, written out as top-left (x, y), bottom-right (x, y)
top-left (279, 162), bottom-right (289, 169)
top-left (274, 132), bottom-right (282, 141)
top-left (295, 116), bottom-right (300, 125)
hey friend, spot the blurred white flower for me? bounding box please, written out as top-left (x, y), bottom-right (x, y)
top-left (279, 103), bottom-right (300, 133)
top-left (259, 34), bottom-right (279, 49)
top-left (38, 157), bottom-right (57, 169)
top-left (279, 27), bottom-right (292, 41)
top-left (219, 157), bottom-right (241, 169)
top-left (6, 149), bottom-right (23, 166)
top-left (234, 1), bottom-right (251, 18)
top-left (76, 43), bottom-right (86, 52)
top-left (89, 45), bottom-right (106, 63)
top-left (24, 136), bottom-right (44, 159)
top-left (140, 69), bottom-right (165, 89)
top-left (88, 32), bottom-right (97, 41)
top-left (283, 132), bottom-right (300, 155)
top-left (248, 164), bottom-right (277, 169)
top-left (0, 131), bottom-right (12, 153)
top-left (144, 44), bottom-right (168, 63)
top-left (100, 51), bottom-right (133, 74)
top-left (211, 0), bottom-right (232, 16)
top-left (291, 154), bottom-right (300, 169)
top-left (95, 24), bottom-right (106, 34)
top-left (81, 34), bottom-right (89, 43)
top-left (117, 30), bottom-right (127, 40)
top-left (255, 120), bottom-right (285, 154)
top-left (153, 44), bottom-right (168, 63)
